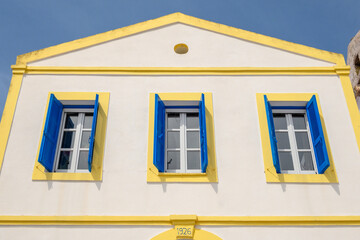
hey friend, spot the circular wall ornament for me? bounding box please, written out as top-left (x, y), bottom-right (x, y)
top-left (174, 43), bottom-right (189, 54)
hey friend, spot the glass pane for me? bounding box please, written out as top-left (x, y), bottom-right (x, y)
top-left (275, 132), bottom-right (290, 149)
top-left (167, 113), bottom-right (180, 129)
top-left (293, 114), bottom-right (306, 129)
top-left (80, 131), bottom-right (91, 148)
top-left (279, 151), bottom-right (294, 171)
top-left (299, 151), bottom-right (315, 171)
top-left (77, 150), bottom-right (89, 170)
top-left (167, 132), bottom-right (180, 148)
top-left (83, 113), bottom-right (94, 129)
top-left (187, 151), bottom-right (201, 170)
top-left (187, 131), bottom-right (200, 148)
top-left (186, 113), bottom-right (199, 129)
top-left (58, 151), bottom-right (72, 170)
top-left (295, 132), bottom-right (311, 149)
top-left (64, 113), bottom-right (78, 129)
top-left (167, 151), bottom-right (180, 170)
top-left (273, 114), bottom-right (287, 130)
top-left (61, 131), bottom-right (75, 148)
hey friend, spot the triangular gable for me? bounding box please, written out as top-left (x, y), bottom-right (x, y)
top-left (16, 13), bottom-right (345, 66)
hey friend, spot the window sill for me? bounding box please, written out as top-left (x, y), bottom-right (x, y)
top-left (265, 167), bottom-right (338, 183)
top-left (32, 163), bottom-right (102, 181)
top-left (147, 167), bottom-right (217, 182)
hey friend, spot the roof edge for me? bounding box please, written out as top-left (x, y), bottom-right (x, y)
top-left (16, 12), bottom-right (345, 66)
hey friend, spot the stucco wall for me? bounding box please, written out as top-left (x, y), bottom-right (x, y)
top-left (0, 74), bottom-right (358, 216)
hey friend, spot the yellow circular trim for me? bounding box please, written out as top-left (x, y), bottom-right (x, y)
top-left (174, 43), bottom-right (189, 54)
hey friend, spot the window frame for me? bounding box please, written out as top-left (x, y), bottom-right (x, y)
top-left (54, 108), bottom-right (94, 173)
top-left (32, 92), bottom-right (110, 181)
top-left (256, 93), bottom-right (338, 183)
top-left (164, 108), bottom-right (202, 173)
top-left (272, 109), bottom-right (318, 174)
top-left (147, 92), bottom-right (218, 183)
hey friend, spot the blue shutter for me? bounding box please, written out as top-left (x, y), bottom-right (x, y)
top-left (199, 93), bottom-right (208, 173)
top-left (38, 94), bottom-right (63, 172)
top-left (306, 95), bottom-right (330, 174)
top-left (153, 94), bottom-right (166, 172)
top-left (264, 95), bottom-right (281, 173)
top-left (88, 94), bottom-right (99, 172)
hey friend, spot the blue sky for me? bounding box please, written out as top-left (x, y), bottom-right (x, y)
top-left (1, 0), bottom-right (360, 118)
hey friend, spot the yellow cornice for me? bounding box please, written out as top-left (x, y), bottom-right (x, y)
top-left (15, 12), bottom-right (345, 65)
top-left (11, 65), bottom-right (349, 76)
top-left (2, 215), bottom-right (360, 226)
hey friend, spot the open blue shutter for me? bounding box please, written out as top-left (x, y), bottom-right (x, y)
top-left (264, 95), bottom-right (281, 173)
top-left (38, 94), bottom-right (63, 172)
top-left (88, 94), bottom-right (99, 172)
top-left (199, 93), bottom-right (208, 173)
top-left (153, 94), bottom-right (166, 172)
top-left (306, 95), bottom-right (330, 174)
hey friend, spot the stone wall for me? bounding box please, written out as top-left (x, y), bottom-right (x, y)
top-left (347, 31), bottom-right (360, 109)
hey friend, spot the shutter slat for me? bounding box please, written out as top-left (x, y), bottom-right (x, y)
top-left (264, 95), bottom-right (281, 173)
top-left (153, 94), bottom-right (166, 172)
top-left (199, 93), bottom-right (208, 173)
top-left (306, 95), bottom-right (330, 174)
top-left (88, 94), bottom-right (99, 172)
top-left (38, 94), bottom-right (63, 172)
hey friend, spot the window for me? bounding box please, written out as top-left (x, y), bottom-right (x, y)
top-left (256, 93), bottom-right (337, 183)
top-left (33, 92), bottom-right (109, 181)
top-left (272, 110), bottom-right (317, 174)
top-left (55, 110), bottom-right (94, 172)
top-left (165, 110), bottom-right (201, 173)
top-left (147, 92), bottom-right (218, 182)
top-left (154, 94), bottom-right (207, 174)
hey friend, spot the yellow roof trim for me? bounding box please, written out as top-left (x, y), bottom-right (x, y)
top-left (16, 12), bottom-right (345, 65)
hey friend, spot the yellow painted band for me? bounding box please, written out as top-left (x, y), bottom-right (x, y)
top-left (12, 65), bottom-right (349, 75)
top-left (0, 73), bottom-right (23, 171)
top-left (1, 215), bottom-right (360, 226)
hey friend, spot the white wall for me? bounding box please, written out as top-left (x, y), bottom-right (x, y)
top-left (0, 74), bottom-right (359, 216)
top-left (1, 226), bottom-right (360, 240)
top-left (27, 23), bottom-right (334, 67)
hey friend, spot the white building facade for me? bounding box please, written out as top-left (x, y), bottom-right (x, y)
top-left (0, 13), bottom-right (360, 240)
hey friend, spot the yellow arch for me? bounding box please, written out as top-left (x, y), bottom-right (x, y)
top-left (151, 228), bottom-right (222, 240)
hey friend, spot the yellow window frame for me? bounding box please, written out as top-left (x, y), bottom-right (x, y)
top-left (147, 93), bottom-right (218, 182)
top-left (32, 92), bottom-right (109, 181)
top-left (256, 93), bottom-right (338, 183)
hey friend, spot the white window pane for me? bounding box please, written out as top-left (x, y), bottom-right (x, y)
top-left (186, 113), bottom-right (199, 129)
top-left (58, 151), bottom-right (72, 170)
top-left (273, 114), bottom-right (287, 130)
top-left (299, 152), bottom-right (314, 171)
top-left (275, 132), bottom-right (290, 149)
top-left (167, 113), bottom-right (180, 129)
top-left (167, 151), bottom-right (180, 170)
top-left (64, 113), bottom-right (78, 129)
top-left (77, 150), bottom-right (89, 170)
top-left (295, 132), bottom-right (311, 149)
top-left (61, 131), bottom-right (75, 148)
top-left (187, 131), bottom-right (200, 148)
top-left (80, 131), bottom-right (91, 148)
top-left (293, 114), bottom-right (306, 129)
top-left (187, 151), bottom-right (201, 170)
top-left (279, 152), bottom-right (294, 171)
top-left (167, 132), bottom-right (180, 148)
top-left (83, 113), bottom-right (93, 129)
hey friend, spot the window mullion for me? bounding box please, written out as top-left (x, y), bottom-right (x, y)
top-left (180, 113), bottom-right (186, 173)
top-left (287, 114), bottom-right (300, 174)
top-left (71, 113), bottom-right (83, 172)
